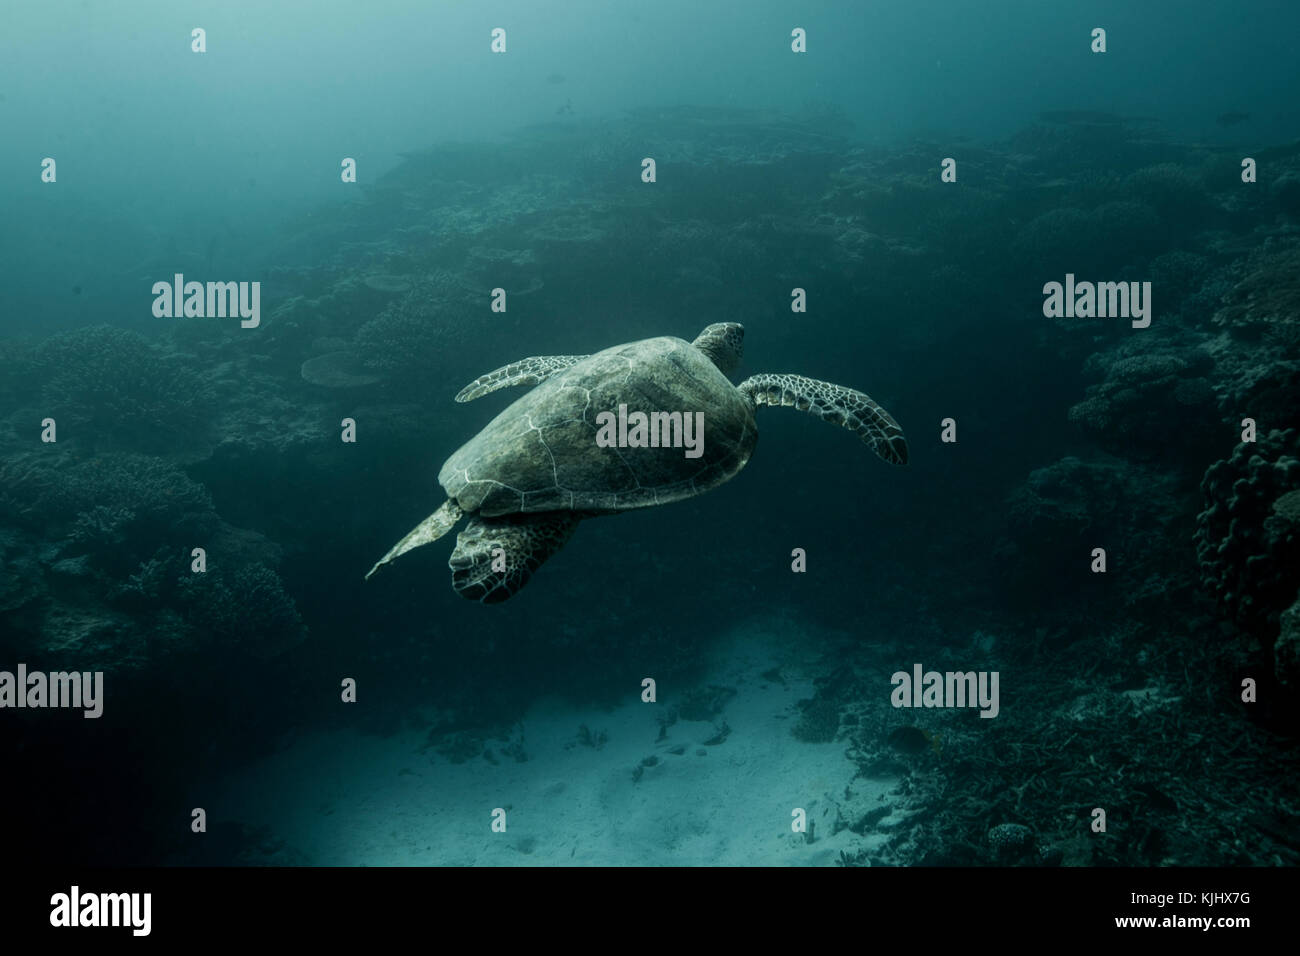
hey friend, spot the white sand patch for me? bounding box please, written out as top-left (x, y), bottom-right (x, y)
top-left (211, 618), bottom-right (900, 865)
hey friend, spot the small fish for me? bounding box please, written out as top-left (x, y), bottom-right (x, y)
top-left (1216, 110), bottom-right (1250, 127)
top-left (555, 98), bottom-right (573, 116)
top-left (545, 72), bottom-right (566, 85)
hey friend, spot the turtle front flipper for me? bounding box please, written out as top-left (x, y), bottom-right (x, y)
top-left (365, 499), bottom-right (463, 580)
top-left (455, 356), bottom-right (588, 403)
top-left (738, 373), bottom-right (908, 465)
top-left (449, 512), bottom-right (582, 603)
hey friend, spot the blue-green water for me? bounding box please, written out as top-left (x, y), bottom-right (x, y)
top-left (1, 1), bottom-right (1298, 866)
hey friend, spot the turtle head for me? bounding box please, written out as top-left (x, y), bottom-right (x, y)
top-left (691, 322), bottom-right (744, 374)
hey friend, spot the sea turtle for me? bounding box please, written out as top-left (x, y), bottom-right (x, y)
top-left (365, 322), bottom-right (907, 602)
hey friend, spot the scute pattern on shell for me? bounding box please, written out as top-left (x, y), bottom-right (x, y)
top-left (439, 337), bottom-right (758, 517)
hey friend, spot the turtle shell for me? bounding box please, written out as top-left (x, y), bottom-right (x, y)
top-left (439, 336), bottom-right (757, 516)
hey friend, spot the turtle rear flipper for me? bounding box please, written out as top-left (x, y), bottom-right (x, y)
top-left (455, 355), bottom-right (588, 403)
top-left (449, 512), bottom-right (583, 603)
top-left (738, 373), bottom-right (908, 465)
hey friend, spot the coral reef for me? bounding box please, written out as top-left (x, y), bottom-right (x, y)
top-left (1006, 112), bottom-right (1169, 175)
top-left (1003, 455), bottom-right (1182, 598)
top-left (1123, 162), bottom-right (1212, 228)
top-left (299, 351), bottom-right (382, 389)
top-left (177, 564), bottom-right (306, 659)
top-left (361, 274), bottom-right (413, 294)
top-left (28, 325), bottom-right (213, 452)
top-left (1068, 346), bottom-right (1218, 459)
top-left (987, 822), bottom-right (1036, 861)
top-left (1012, 201), bottom-right (1163, 277)
top-left (1196, 429), bottom-right (1300, 642)
top-left (1213, 239), bottom-right (1300, 343)
top-left (352, 270), bottom-right (476, 389)
top-left (4, 107), bottom-right (1299, 867)
top-left (1277, 598), bottom-right (1300, 688)
top-left (1148, 249), bottom-right (1211, 317)
top-left (1, 452), bottom-right (214, 545)
top-left (0, 447), bottom-right (303, 669)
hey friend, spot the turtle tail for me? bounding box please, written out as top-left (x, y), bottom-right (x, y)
top-left (450, 512), bottom-right (582, 603)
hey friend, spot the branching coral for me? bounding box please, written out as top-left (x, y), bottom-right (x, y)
top-left (30, 325), bottom-right (213, 451)
top-left (109, 552), bottom-right (175, 608)
top-left (178, 564), bottom-right (306, 659)
top-left (36, 453), bottom-right (214, 536)
top-left (1149, 249), bottom-right (1211, 317)
top-left (1068, 347), bottom-right (1217, 458)
top-left (1, 444), bottom-right (303, 664)
top-left (1124, 162), bottom-right (1211, 227)
top-left (353, 270), bottom-right (472, 386)
top-left (1196, 428), bottom-right (1300, 637)
top-left (69, 505), bottom-right (137, 554)
top-left (1213, 240), bottom-right (1300, 341)
top-left (1012, 201), bottom-right (1162, 276)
